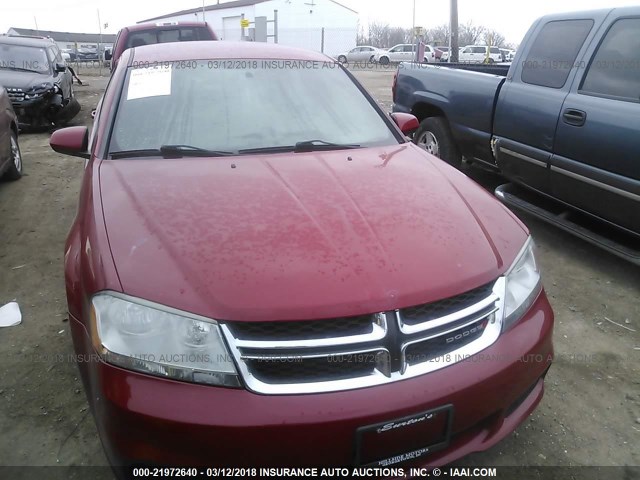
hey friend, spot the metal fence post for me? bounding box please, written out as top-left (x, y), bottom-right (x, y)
top-left (274, 10), bottom-right (278, 44)
top-left (321, 27), bottom-right (325, 53)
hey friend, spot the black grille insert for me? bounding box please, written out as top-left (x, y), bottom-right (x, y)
top-left (226, 314), bottom-right (375, 341)
top-left (401, 283), bottom-right (494, 326)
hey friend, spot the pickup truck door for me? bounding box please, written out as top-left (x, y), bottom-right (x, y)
top-left (493, 18), bottom-right (596, 195)
top-left (551, 16), bottom-right (640, 234)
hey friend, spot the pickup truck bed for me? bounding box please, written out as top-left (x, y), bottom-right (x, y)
top-left (394, 63), bottom-right (508, 170)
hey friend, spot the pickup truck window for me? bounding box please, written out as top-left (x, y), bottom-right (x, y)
top-left (125, 28), bottom-right (211, 49)
top-left (580, 18), bottom-right (640, 102)
top-left (522, 19), bottom-right (593, 89)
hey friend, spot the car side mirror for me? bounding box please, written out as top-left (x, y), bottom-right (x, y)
top-left (55, 63), bottom-right (66, 73)
top-left (104, 50), bottom-right (112, 60)
top-left (50, 126), bottom-right (90, 159)
top-left (390, 113), bottom-right (420, 135)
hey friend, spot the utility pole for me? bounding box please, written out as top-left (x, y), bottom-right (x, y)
top-left (202, 0), bottom-right (206, 21)
top-left (412, 0), bottom-right (416, 44)
top-left (450, 0), bottom-right (459, 63)
top-left (97, 9), bottom-right (103, 76)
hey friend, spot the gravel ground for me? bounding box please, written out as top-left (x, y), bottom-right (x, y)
top-left (0, 68), bottom-right (638, 478)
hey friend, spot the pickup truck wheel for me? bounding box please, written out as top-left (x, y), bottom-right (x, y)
top-left (3, 132), bottom-right (23, 181)
top-left (414, 117), bottom-right (462, 168)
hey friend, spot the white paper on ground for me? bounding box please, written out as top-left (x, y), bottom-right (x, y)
top-left (127, 65), bottom-right (172, 100)
top-left (0, 301), bottom-right (21, 327)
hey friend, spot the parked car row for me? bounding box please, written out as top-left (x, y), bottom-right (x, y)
top-left (337, 43), bottom-right (515, 65)
top-left (337, 43), bottom-right (438, 64)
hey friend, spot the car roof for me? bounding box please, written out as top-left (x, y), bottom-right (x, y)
top-left (0, 35), bottom-right (55, 48)
top-left (130, 40), bottom-right (331, 63)
top-left (126, 21), bottom-right (211, 32)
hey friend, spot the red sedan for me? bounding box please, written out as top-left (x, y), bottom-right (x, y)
top-left (50, 40), bottom-right (553, 472)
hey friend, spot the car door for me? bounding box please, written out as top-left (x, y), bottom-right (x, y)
top-left (460, 47), bottom-right (473, 62)
top-left (550, 16), bottom-right (640, 234)
top-left (346, 47), bottom-right (361, 62)
top-left (493, 17), bottom-right (597, 193)
top-left (361, 47), bottom-right (375, 62)
top-left (406, 44), bottom-right (417, 61)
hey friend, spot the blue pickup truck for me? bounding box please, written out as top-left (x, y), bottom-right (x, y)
top-left (393, 7), bottom-right (639, 264)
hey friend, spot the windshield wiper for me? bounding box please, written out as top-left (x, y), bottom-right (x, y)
top-left (160, 145), bottom-right (235, 157)
top-left (110, 148), bottom-right (163, 159)
top-left (240, 140), bottom-right (360, 155)
top-left (110, 145), bottom-right (234, 159)
top-left (294, 140), bottom-right (360, 152)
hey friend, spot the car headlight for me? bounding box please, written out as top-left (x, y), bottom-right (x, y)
top-left (90, 292), bottom-right (240, 387)
top-left (502, 237), bottom-right (542, 332)
top-left (24, 82), bottom-right (55, 99)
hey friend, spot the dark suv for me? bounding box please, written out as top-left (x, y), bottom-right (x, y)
top-left (0, 35), bottom-right (80, 128)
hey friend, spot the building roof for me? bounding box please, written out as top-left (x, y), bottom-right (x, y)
top-left (139, 0), bottom-right (357, 23)
top-left (7, 27), bottom-right (117, 44)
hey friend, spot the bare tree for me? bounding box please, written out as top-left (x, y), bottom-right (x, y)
top-left (356, 22), bottom-right (368, 46)
top-left (425, 24), bottom-right (450, 46)
top-left (368, 22), bottom-right (390, 48)
top-left (459, 21), bottom-right (485, 46)
top-left (484, 29), bottom-right (506, 47)
top-left (389, 27), bottom-right (410, 46)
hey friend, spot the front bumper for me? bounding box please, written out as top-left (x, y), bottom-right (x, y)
top-left (70, 291), bottom-right (553, 468)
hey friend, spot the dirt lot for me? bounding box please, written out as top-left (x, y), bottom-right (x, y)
top-left (0, 68), bottom-right (638, 477)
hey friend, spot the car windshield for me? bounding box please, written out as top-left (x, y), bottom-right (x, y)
top-left (109, 59), bottom-right (399, 156)
top-left (0, 44), bottom-right (50, 73)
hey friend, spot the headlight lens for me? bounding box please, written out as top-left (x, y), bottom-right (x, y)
top-left (90, 293), bottom-right (240, 387)
top-left (502, 237), bottom-right (542, 331)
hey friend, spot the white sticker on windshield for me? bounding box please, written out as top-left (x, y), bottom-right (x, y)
top-left (127, 64), bottom-right (172, 100)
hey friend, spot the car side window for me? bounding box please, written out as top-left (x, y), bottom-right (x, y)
top-left (463, 47), bottom-right (472, 53)
top-left (46, 48), bottom-right (56, 70)
top-left (403, 45), bottom-right (414, 52)
top-left (580, 18), bottom-right (640, 102)
top-left (521, 19), bottom-right (594, 89)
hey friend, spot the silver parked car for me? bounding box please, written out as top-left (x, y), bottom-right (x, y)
top-left (336, 45), bottom-right (385, 63)
top-left (374, 44), bottom-right (437, 64)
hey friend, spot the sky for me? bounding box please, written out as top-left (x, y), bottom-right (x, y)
top-left (2, 0), bottom-right (638, 45)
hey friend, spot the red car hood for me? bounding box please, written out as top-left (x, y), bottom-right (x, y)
top-left (99, 144), bottom-right (527, 321)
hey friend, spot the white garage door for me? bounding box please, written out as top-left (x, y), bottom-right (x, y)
top-left (222, 16), bottom-right (242, 41)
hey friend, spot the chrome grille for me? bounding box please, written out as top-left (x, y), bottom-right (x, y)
top-left (221, 278), bottom-right (505, 394)
top-left (6, 88), bottom-right (25, 103)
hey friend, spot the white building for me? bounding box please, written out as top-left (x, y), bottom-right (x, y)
top-left (138, 0), bottom-right (358, 56)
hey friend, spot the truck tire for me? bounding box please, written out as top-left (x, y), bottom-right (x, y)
top-left (414, 117), bottom-right (462, 168)
top-left (3, 132), bottom-right (23, 181)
